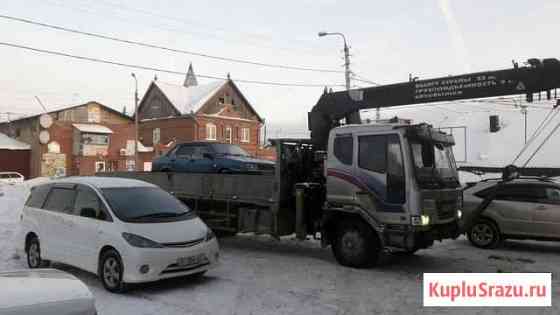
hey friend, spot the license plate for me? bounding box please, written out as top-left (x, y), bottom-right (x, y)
top-left (177, 254), bottom-right (206, 267)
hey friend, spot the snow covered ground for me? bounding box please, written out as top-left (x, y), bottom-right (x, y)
top-left (1, 183), bottom-right (560, 314)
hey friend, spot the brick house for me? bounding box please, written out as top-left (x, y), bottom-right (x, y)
top-left (137, 64), bottom-right (266, 157)
top-left (0, 132), bottom-right (31, 178)
top-left (0, 101), bottom-right (149, 178)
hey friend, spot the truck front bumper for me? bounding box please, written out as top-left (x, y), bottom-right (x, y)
top-left (411, 221), bottom-right (461, 249)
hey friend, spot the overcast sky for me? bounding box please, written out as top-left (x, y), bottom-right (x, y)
top-left (0, 0), bottom-right (558, 136)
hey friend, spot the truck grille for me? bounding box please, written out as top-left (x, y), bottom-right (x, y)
top-left (437, 200), bottom-right (456, 220)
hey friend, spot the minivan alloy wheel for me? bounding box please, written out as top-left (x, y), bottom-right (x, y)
top-left (28, 243), bottom-right (40, 268)
top-left (103, 257), bottom-right (121, 288)
top-left (26, 238), bottom-right (47, 268)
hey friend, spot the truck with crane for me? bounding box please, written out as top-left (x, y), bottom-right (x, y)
top-left (103, 58), bottom-right (560, 267)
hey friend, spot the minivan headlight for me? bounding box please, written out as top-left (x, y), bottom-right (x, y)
top-left (122, 233), bottom-right (163, 248)
top-left (205, 228), bottom-right (216, 242)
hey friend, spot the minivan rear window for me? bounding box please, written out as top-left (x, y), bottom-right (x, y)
top-left (43, 188), bottom-right (76, 213)
top-left (25, 185), bottom-right (51, 208)
top-left (101, 187), bottom-right (192, 222)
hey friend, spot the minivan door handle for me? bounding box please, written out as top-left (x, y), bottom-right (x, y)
top-left (535, 205), bottom-right (547, 211)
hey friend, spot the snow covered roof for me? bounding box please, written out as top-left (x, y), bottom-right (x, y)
top-left (0, 133), bottom-right (30, 150)
top-left (137, 141), bottom-right (153, 153)
top-left (154, 80), bottom-right (226, 114)
top-left (72, 124), bottom-right (113, 134)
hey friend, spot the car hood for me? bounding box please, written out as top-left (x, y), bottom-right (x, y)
top-left (122, 216), bottom-right (208, 243)
top-left (0, 269), bottom-right (95, 312)
top-left (222, 155), bottom-right (275, 165)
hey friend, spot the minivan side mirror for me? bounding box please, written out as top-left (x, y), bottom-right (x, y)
top-left (203, 153), bottom-right (214, 160)
top-left (80, 208), bottom-right (97, 219)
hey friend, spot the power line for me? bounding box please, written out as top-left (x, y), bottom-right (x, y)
top-left (352, 73), bottom-right (380, 86)
top-left (0, 41), bottom-right (343, 88)
top-left (0, 14), bottom-right (342, 74)
top-left (39, 0), bottom-right (324, 57)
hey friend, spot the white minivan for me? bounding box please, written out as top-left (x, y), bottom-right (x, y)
top-left (18, 176), bottom-right (220, 293)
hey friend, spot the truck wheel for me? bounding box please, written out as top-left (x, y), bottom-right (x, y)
top-left (332, 219), bottom-right (380, 268)
top-left (468, 219), bottom-right (501, 249)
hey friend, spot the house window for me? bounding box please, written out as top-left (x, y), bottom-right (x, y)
top-left (206, 123), bottom-right (217, 140)
top-left (241, 127), bottom-right (250, 143)
top-left (152, 128), bottom-right (161, 144)
top-left (225, 127), bottom-right (232, 143)
top-left (218, 97), bottom-right (225, 105)
top-left (82, 133), bottom-right (109, 145)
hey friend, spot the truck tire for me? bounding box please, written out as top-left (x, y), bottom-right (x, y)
top-left (332, 218), bottom-right (380, 268)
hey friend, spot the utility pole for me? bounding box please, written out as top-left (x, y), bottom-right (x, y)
top-left (520, 105), bottom-right (528, 144)
top-left (131, 73), bottom-right (140, 171)
top-left (318, 31), bottom-right (361, 124)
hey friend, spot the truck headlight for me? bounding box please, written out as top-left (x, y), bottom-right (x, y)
top-left (411, 215), bottom-right (430, 226)
top-left (122, 233), bottom-right (164, 248)
top-left (457, 209), bottom-right (463, 219)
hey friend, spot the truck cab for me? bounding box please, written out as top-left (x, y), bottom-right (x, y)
top-left (323, 123), bottom-right (462, 266)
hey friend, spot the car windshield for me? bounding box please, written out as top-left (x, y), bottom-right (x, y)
top-left (211, 144), bottom-right (250, 156)
top-left (101, 187), bottom-right (191, 222)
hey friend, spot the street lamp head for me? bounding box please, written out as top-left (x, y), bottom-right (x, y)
top-left (318, 31), bottom-right (328, 37)
top-left (131, 73), bottom-right (136, 78)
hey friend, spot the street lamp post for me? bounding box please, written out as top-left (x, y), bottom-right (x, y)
top-left (131, 73), bottom-right (139, 171)
top-left (318, 31), bottom-right (361, 124)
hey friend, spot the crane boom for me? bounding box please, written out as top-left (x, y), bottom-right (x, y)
top-left (309, 58), bottom-right (560, 149)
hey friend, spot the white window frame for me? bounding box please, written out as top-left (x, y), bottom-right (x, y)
top-left (241, 127), bottom-right (250, 143)
top-left (225, 126), bottom-right (232, 143)
top-left (95, 161), bottom-right (106, 173)
top-left (153, 128), bottom-right (161, 144)
top-left (206, 123), bottom-right (217, 141)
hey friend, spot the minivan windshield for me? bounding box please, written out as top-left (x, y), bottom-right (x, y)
top-left (101, 187), bottom-right (192, 222)
top-left (211, 144), bottom-right (250, 157)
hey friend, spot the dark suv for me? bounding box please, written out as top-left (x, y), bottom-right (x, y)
top-left (152, 142), bottom-right (275, 174)
top-left (462, 177), bottom-right (560, 248)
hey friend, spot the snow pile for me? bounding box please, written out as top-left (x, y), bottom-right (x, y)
top-left (0, 184), bottom-right (28, 269)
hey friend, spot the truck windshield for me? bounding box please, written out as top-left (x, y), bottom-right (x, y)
top-left (101, 187), bottom-right (192, 223)
top-left (410, 142), bottom-right (454, 169)
top-left (211, 144), bottom-right (250, 156)
top-left (410, 141), bottom-right (459, 188)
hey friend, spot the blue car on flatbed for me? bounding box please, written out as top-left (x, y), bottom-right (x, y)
top-left (152, 142), bottom-right (275, 174)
